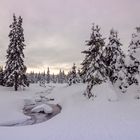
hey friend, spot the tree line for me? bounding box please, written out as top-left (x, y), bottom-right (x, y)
top-left (0, 15), bottom-right (139, 94)
top-left (28, 63), bottom-right (81, 87)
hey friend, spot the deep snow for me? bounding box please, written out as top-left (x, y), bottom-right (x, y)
top-left (0, 83), bottom-right (140, 140)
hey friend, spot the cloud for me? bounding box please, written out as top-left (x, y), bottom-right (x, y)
top-left (0, 0), bottom-right (140, 73)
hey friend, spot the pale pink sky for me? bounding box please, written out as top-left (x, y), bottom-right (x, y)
top-left (0, 0), bottom-right (140, 73)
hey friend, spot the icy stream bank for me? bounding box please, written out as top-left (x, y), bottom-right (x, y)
top-left (0, 103), bottom-right (61, 126)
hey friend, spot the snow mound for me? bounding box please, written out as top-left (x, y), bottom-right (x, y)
top-left (31, 104), bottom-right (53, 114)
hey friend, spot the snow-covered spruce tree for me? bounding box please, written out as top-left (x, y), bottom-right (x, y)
top-left (58, 70), bottom-right (66, 83)
top-left (58, 69), bottom-right (62, 83)
top-left (126, 27), bottom-right (140, 88)
top-left (52, 73), bottom-right (56, 83)
top-left (46, 67), bottom-right (50, 83)
top-left (4, 14), bottom-right (29, 91)
top-left (37, 72), bottom-right (41, 83)
top-left (68, 63), bottom-right (78, 86)
top-left (66, 71), bottom-right (71, 84)
top-left (81, 24), bottom-right (106, 98)
top-left (62, 70), bottom-right (66, 83)
top-left (39, 71), bottom-right (46, 87)
top-left (77, 69), bottom-right (82, 83)
top-left (102, 29), bottom-right (126, 92)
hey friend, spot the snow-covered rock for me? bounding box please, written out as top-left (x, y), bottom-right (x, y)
top-left (31, 104), bottom-right (53, 114)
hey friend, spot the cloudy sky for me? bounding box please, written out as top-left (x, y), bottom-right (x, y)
top-left (0, 0), bottom-right (140, 74)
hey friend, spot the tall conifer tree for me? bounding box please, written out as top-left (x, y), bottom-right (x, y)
top-left (81, 24), bottom-right (106, 98)
top-left (4, 14), bottom-right (29, 91)
top-left (103, 30), bottom-right (125, 82)
top-left (125, 27), bottom-right (140, 87)
top-left (103, 29), bottom-right (127, 93)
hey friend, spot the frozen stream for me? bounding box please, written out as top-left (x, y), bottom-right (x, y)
top-left (21, 103), bottom-right (61, 126)
top-left (0, 85), bottom-right (61, 126)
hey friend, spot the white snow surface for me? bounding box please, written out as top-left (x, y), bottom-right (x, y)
top-left (31, 104), bottom-right (53, 114)
top-left (0, 83), bottom-right (140, 140)
top-left (24, 98), bottom-right (36, 106)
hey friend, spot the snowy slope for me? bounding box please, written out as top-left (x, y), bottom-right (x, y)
top-left (0, 83), bottom-right (140, 140)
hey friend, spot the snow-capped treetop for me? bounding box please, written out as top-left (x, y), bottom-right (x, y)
top-left (68, 63), bottom-right (78, 86)
top-left (128, 27), bottom-right (140, 59)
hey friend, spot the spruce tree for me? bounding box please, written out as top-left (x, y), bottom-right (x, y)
top-left (68, 63), bottom-right (78, 86)
top-left (46, 67), bottom-right (50, 83)
top-left (4, 14), bottom-right (29, 91)
top-left (81, 24), bottom-right (106, 98)
top-left (39, 71), bottom-right (46, 87)
top-left (37, 72), bottom-right (41, 82)
top-left (52, 73), bottom-right (56, 83)
top-left (71, 63), bottom-right (77, 83)
top-left (58, 69), bottom-right (62, 83)
top-left (126, 27), bottom-right (140, 87)
top-left (77, 69), bottom-right (82, 83)
top-left (62, 70), bottom-right (66, 83)
top-left (58, 70), bottom-right (66, 83)
top-left (102, 29), bottom-right (126, 92)
top-left (67, 71), bottom-right (71, 85)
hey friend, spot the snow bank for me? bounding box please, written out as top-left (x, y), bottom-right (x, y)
top-left (0, 84), bottom-right (52, 125)
top-left (0, 87), bottom-right (29, 125)
top-left (24, 98), bottom-right (36, 106)
top-left (0, 83), bottom-right (140, 140)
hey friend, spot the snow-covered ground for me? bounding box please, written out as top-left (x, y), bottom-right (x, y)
top-left (0, 83), bottom-right (140, 140)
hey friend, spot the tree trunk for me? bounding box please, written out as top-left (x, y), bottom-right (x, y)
top-left (14, 72), bottom-right (18, 91)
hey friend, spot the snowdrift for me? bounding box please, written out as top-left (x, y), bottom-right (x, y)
top-left (0, 83), bottom-right (140, 140)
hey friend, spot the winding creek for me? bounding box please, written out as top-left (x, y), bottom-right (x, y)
top-left (22, 103), bottom-right (62, 126)
top-left (0, 85), bottom-right (62, 126)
